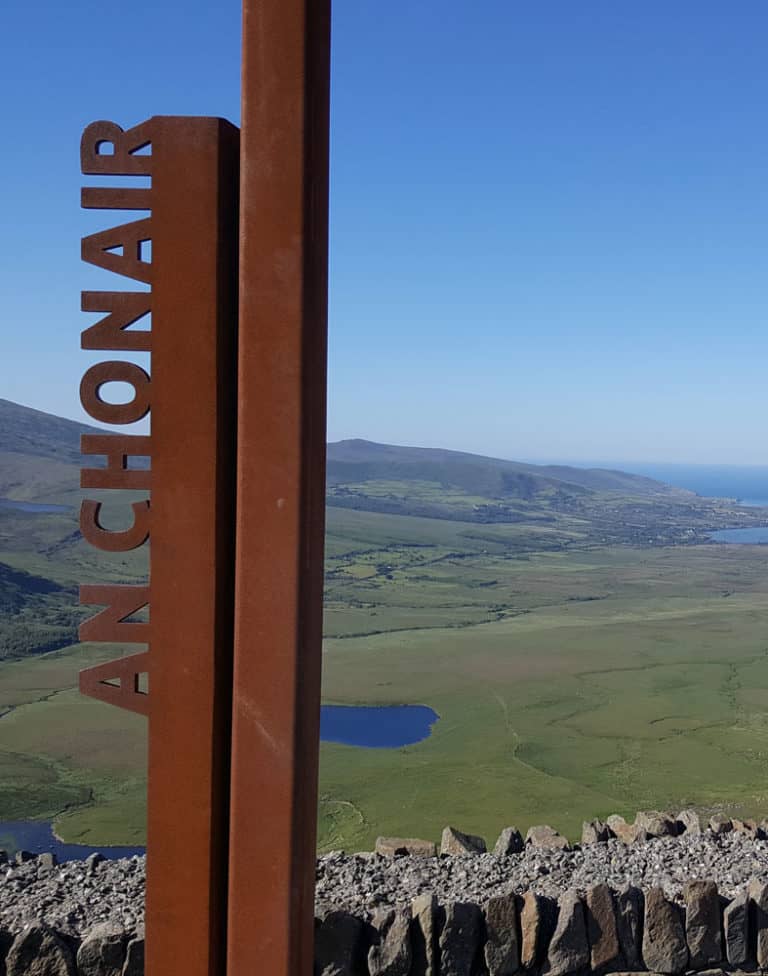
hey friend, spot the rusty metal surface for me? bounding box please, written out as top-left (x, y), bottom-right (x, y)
top-left (227, 2), bottom-right (331, 974)
top-left (78, 650), bottom-right (150, 716)
top-left (147, 116), bottom-right (239, 976)
top-left (79, 116), bottom-right (239, 976)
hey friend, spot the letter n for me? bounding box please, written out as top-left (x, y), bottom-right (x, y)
top-left (79, 584), bottom-right (149, 644)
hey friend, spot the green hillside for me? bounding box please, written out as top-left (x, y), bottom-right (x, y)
top-left (0, 399), bottom-right (103, 505)
top-left (0, 398), bottom-right (101, 466)
top-left (3, 398), bottom-right (768, 849)
top-left (327, 438), bottom-right (683, 498)
top-left (0, 400), bottom-right (147, 659)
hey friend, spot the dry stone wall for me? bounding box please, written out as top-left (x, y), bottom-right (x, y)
top-left (315, 878), bottom-right (759, 976)
top-left (5, 810), bottom-right (768, 974)
top-left (0, 922), bottom-right (144, 976)
top-left (314, 810), bottom-right (768, 975)
top-left (315, 878), bottom-right (764, 976)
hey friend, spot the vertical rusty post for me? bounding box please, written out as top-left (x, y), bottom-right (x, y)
top-left (227, 1), bottom-right (331, 974)
top-left (79, 115), bottom-right (239, 976)
top-left (148, 117), bottom-right (239, 976)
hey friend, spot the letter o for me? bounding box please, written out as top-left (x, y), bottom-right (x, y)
top-left (80, 361), bottom-right (151, 425)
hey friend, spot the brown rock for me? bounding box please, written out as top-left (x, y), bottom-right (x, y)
top-left (634, 811), bottom-right (678, 838)
top-left (613, 822), bottom-right (650, 845)
top-left (368, 908), bottom-right (412, 976)
top-left (582, 820), bottom-right (610, 845)
top-left (542, 890), bottom-right (589, 976)
top-left (484, 892), bottom-right (520, 976)
top-left (77, 923), bottom-right (127, 976)
top-left (6, 924), bottom-right (76, 976)
top-left (684, 880), bottom-right (721, 968)
top-left (521, 891), bottom-right (545, 969)
top-left (494, 826), bottom-right (524, 855)
top-left (642, 887), bottom-right (688, 975)
top-left (724, 891), bottom-right (750, 968)
top-left (411, 893), bottom-right (439, 976)
top-left (676, 809), bottom-right (701, 835)
top-left (749, 879), bottom-right (768, 968)
top-left (709, 815), bottom-right (732, 835)
top-left (439, 902), bottom-right (482, 976)
top-left (585, 883), bottom-right (623, 974)
top-left (607, 814), bottom-right (651, 844)
top-left (122, 928), bottom-right (144, 976)
top-left (375, 836), bottom-right (437, 857)
top-left (315, 911), bottom-right (366, 976)
top-left (732, 818), bottom-right (758, 838)
top-left (616, 885), bottom-right (644, 970)
top-left (440, 826), bottom-right (487, 855)
top-left (526, 825), bottom-right (569, 851)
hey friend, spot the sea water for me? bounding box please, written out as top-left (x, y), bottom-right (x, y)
top-left (608, 463), bottom-right (768, 507)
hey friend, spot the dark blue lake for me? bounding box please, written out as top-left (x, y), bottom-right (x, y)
top-left (320, 704), bottom-right (438, 748)
top-left (0, 498), bottom-right (69, 514)
top-left (710, 527), bottom-right (768, 544)
top-left (0, 820), bottom-right (144, 861)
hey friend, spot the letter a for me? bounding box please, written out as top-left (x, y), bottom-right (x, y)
top-left (79, 652), bottom-right (150, 716)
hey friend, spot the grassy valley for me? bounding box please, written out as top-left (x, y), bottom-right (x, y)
top-left (3, 399), bottom-right (768, 849)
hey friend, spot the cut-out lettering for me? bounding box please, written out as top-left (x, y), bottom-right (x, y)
top-left (80, 361), bottom-right (151, 425)
top-left (79, 652), bottom-right (150, 716)
top-left (81, 434), bottom-right (151, 490)
top-left (82, 218), bottom-right (152, 284)
top-left (80, 120), bottom-right (152, 176)
top-left (79, 584), bottom-right (150, 644)
top-left (81, 292), bottom-right (151, 352)
top-left (79, 119), bottom-right (153, 721)
top-left (81, 186), bottom-right (152, 211)
top-left (80, 499), bottom-right (150, 552)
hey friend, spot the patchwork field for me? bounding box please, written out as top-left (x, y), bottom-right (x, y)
top-left (4, 507), bottom-right (767, 851)
top-left (319, 522), bottom-right (768, 851)
top-left (3, 402), bottom-right (768, 850)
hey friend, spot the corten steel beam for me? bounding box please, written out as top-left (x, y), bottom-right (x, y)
top-left (79, 116), bottom-right (239, 976)
top-left (148, 117), bottom-right (239, 976)
top-left (227, 2), bottom-right (331, 975)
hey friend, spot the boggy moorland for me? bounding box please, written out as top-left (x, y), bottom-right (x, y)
top-left (2, 398), bottom-right (768, 851)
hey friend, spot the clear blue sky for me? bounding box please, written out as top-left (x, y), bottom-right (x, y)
top-left (3, 1), bottom-right (768, 464)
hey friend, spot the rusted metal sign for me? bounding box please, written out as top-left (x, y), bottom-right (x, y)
top-left (227, 2), bottom-right (331, 974)
top-left (78, 5), bottom-right (330, 973)
top-left (79, 116), bottom-right (239, 976)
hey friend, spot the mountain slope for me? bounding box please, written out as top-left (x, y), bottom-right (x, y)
top-left (0, 402), bottom-right (681, 501)
top-left (0, 399), bottom-right (106, 504)
top-left (327, 438), bottom-right (684, 500)
top-left (0, 398), bottom-right (102, 465)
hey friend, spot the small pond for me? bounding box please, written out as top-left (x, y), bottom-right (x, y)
top-left (320, 704), bottom-right (439, 748)
top-left (0, 498), bottom-right (69, 514)
top-left (710, 526), bottom-right (768, 544)
top-left (0, 820), bottom-right (144, 861)
top-left (0, 706), bottom-right (438, 859)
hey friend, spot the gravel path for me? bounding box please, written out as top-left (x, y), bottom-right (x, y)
top-left (315, 832), bottom-right (768, 920)
top-left (4, 832), bottom-right (768, 936)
